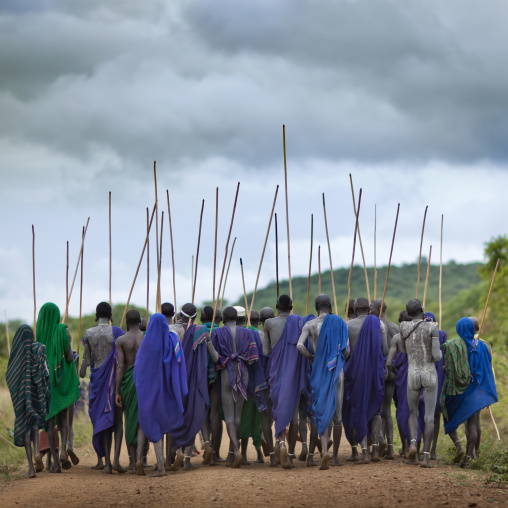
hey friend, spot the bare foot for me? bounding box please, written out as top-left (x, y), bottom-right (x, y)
top-left (113, 463), bottom-right (127, 473)
top-left (241, 456), bottom-right (251, 466)
top-left (274, 442), bottom-right (281, 465)
top-left (404, 459), bottom-right (420, 466)
top-left (150, 469), bottom-right (167, 477)
top-left (136, 460), bottom-right (145, 476)
top-left (430, 452), bottom-right (438, 461)
top-left (34, 453), bottom-right (44, 472)
top-left (378, 442), bottom-right (387, 457)
top-left (254, 449), bottom-right (264, 464)
top-left (385, 448), bottom-right (395, 460)
top-left (102, 466), bottom-right (112, 474)
top-left (172, 452), bottom-right (185, 471)
top-left (233, 452), bottom-right (242, 469)
top-left (331, 456), bottom-right (342, 466)
top-left (407, 445), bottom-right (417, 461)
top-left (91, 460), bottom-right (105, 471)
top-left (353, 458), bottom-right (370, 465)
top-left (319, 452), bottom-right (331, 470)
top-left (225, 452), bottom-right (234, 468)
top-left (347, 450), bottom-right (359, 462)
top-left (306, 455), bottom-right (317, 467)
top-left (184, 461), bottom-right (197, 471)
top-left (327, 439), bottom-right (333, 451)
top-left (50, 465), bottom-right (62, 473)
top-left (269, 454), bottom-right (277, 467)
top-left (27, 471), bottom-right (36, 479)
top-left (280, 446), bottom-right (291, 469)
top-left (453, 448), bottom-right (465, 464)
top-left (202, 443), bottom-right (213, 465)
top-left (459, 456), bottom-right (470, 469)
top-left (216, 455), bottom-right (226, 463)
top-left (60, 456), bottom-right (72, 470)
top-left (371, 446), bottom-right (380, 462)
top-left (67, 449), bottom-right (80, 465)
top-left (298, 444), bottom-right (308, 462)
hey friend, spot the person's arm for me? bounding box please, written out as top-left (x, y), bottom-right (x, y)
top-left (380, 321), bottom-right (389, 356)
top-left (115, 341), bottom-right (125, 407)
top-left (431, 325), bottom-right (442, 362)
top-left (206, 331), bottom-right (219, 363)
top-left (65, 328), bottom-right (74, 362)
top-left (262, 321), bottom-right (271, 357)
top-left (79, 335), bottom-right (90, 378)
top-left (386, 333), bottom-right (402, 372)
top-left (296, 322), bottom-right (312, 359)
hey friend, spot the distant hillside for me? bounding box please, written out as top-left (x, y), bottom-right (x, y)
top-left (235, 261), bottom-right (481, 322)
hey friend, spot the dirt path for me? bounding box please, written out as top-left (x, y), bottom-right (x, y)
top-left (1, 428), bottom-right (507, 508)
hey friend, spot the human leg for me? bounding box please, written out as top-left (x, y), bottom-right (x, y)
top-left (135, 426), bottom-right (146, 475)
top-left (46, 417), bottom-right (62, 473)
top-left (112, 404), bottom-right (126, 472)
top-left (382, 376), bottom-right (396, 460)
top-left (420, 384), bottom-right (438, 468)
top-left (23, 428), bottom-right (36, 477)
top-left (150, 438), bottom-right (166, 477)
top-left (58, 409), bottom-right (72, 469)
top-left (298, 410), bottom-right (308, 461)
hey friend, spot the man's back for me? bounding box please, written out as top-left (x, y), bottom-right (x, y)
top-left (84, 323), bottom-right (114, 369)
top-left (346, 314), bottom-right (367, 353)
top-left (116, 331), bottom-right (143, 369)
top-left (263, 315), bottom-right (289, 356)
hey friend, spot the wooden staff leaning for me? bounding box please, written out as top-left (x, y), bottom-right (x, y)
top-left (248, 185), bottom-right (279, 323)
top-left (120, 204), bottom-right (157, 328)
top-left (213, 188), bottom-right (218, 308)
top-left (349, 174), bottom-right (370, 302)
top-left (345, 189), bottom-right (362, 320)
top-left (154, 162), bottom-right (160, 313)
top-left (374, 204), bottom-right (377, 300)
top-left (109, 191), bottom-right (112, 306)
top-left (282, 124), bottom-right (293, 301)
top-left (422, 245), bottom-right (432, 309)
top-left (275, 212), bottom-right (280, 298)
top-left (306, 214), bottom-right (314, 316)
top-left (379, 204), bottom-right (401, 319)
top-left (416, 205), bottom-right (428, 299)
top-left (65, 241), bottom-right (69, 327)
top-left (439, 215), bottom-right (443, 326)
top-left (192, 199), bottom-right (205, 305)
top-left (240, 258), bottom-right (249, 324)
top-left (66, 217), bottom-right (90, 314)
top-left (167, 190), bottom-right (177, 316)
top-left (220, 237), bottom-right (237, 311)
top-left (322, 193), bottom-right (338, 315)
top-left (77, 226), bottom-right (84, 372)
top-left (212, 183), bottom-right (240, 330)
top-left (146, 207), bottom-right (150, 322)
top-left (32, 225), bottom-right (36, 337)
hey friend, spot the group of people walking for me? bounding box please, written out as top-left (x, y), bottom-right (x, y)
top-left (6, 293), bottom-right (498, 478)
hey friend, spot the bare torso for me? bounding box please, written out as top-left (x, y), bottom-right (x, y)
top-left (262, 313), bottom-right (289, 356)
top-left (80, 318), bottom-right (114, 376)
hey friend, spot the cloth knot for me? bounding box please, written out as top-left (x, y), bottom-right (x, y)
top-left (230, 353), bottom-right (238, 360)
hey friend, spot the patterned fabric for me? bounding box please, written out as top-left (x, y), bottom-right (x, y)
top-left (205, 323), bottom-right (219, 383)
top-left (6, 325), bottom-right (50, 446)
top-left (120, 365), bottom-right (138, 446)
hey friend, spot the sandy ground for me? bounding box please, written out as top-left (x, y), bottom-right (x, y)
top-left (1, 424), bottom-right (507, 508)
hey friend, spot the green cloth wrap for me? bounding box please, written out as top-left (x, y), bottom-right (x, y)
top-left (120, 365), bottom-right (139, 446)
top-left (440, 337), bottom-right (471, 419)
top-left (239, 398), bottom-right (263, 449)
top-left (36, 302), bottom-right (80, 420)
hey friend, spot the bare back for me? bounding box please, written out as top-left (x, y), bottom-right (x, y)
top-left (116, 329), bottom-right (144, 369)
top-left (262, 314), bottom-right (289, 356)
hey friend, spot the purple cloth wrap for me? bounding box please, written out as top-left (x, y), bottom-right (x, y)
top-left (170, 324), bottom-right (210, 448)
top-left (342, 315), bottom-right (385, 444)
top-left (246, 328), bottom-right (268, 412)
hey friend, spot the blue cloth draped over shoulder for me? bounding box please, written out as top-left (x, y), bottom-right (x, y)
top-left (88, 326), bottom-right (124, 458)
top-left (310, 314), bottom-right (349, 435)
top-left (443, 318), bottom-right (497, 433)
top-left (170, 324), bottom-right (210, 448)
top-left (246, 328), bottom-right (268, 412)
top-left (134, 314), bottom-right (188, 443)
top-left (213, 326), bottom-right (259, 402)
top-left (269, 314), bottom-right (315, 437)
top-left (342, 315), bottom-right (385, 444)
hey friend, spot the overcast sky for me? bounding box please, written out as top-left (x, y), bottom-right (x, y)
top-left (1, 0), bottom-right (507, 323)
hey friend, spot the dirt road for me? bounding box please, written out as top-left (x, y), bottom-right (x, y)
top-left (1, 430), bottom-right (507, 508)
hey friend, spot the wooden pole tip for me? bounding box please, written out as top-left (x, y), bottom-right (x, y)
top-left (240, 258), bottom-right (243, 265)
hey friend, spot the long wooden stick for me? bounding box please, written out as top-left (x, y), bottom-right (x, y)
top-left (32, 225), bottom-right (36, 338)
top-left (379, 204), bottom-right (401, 318)
top-left (422, 245), bottom-right (432, 309)
top-left (275, 213), bottom-right (279, 298)
top-left (416, 205), bottom-right (428, 298)
top-left (166, 190), bottom-right (177, 315)
top-left (77, 226), bottom-right (84, 371)
top-left (345, 189), bottom-right (362, 320)
top-left (439, 215), bottom-right (443, 326)
top-left (478, 258), bottom-right (500, 338)
top-left (66, 217), bottom-right (90, 311)
top-left (109, 191), bottom-right (112, 306)
top-left (146, 207), bottom-right (149, 322)
top-left (213, 188), bottom-right (218, 308)
top-left (158, 210), bottom-right (164, 310)
top-left (305, 214), bottom-right (313, 315)
top-left (65, 241), bottom-right (69, 327)
top-left (489, 406), bottom-right (501, 442)
top-left (318, 245), bottom-right (321, 294)
top-left (220, 237), bottom-right (237, 310)
top-left (322, 193), bottom-right (337, 315)
top-left (120, 204), bottom-right (157, 328)
top-left (240, 258), bottom-right (249, 325)
top-left (192, 199), bottom-right (205, 304)
top-left (211, 182), bottom-right (240, 330)
top-left (282, 125), bottom-right (292, 301)
top-left (4, 311), bottom-right (10, 356)
top-left (191, 256), bottom-right (194, 300)
top-left (248, 186), bottom-right (279, 322)
top-left (374, 204), bottom-right (377, 300)
top-left (349, 175), bottom-right (370, 302)
top-left (154, 162), bottom-right (160, 313)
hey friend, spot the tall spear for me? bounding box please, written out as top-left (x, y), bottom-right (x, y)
top-left (275, 213), bottom-right (280, 298)
top-left (65, 241), bottom-right (69, 327)
top-left (423, 245), bottom-right (432, 309)
top-left (192, 199), bottom-right (205, 305)
top-left (439, 215), bottom-right (443, 326)
top-left (166, 190), bottom-right (177, 315)
top-left (77, 226), bottom-right (84, 372)
top-left (66, 217), bottom-right (90, 311)
top-left (211, 182), bottom-right (240, 330)
top-left (282, 125), bottom-right (292, 301)
top-left (345, 189), bottom-right (362, 320)
top-left (120, 204), bottom-right (157, 328)
top-left (248, 186), bottom-right (279, 322)
top-left (379, 204), bottom-right (400, 318)
top-left (109, 191), bottom-right (112, 307)
top-left (305, 214), bottom-right (313, 316)
top-left (191, 256), bottom-right (194, 301)
top-left (158, 210), bottom-right (164, 309)
top-left (32, 225), bottom-right (36, 337)
top-left (154, 162), bottom-right (160, 313)
top-left (416, 206), bottom-right (428, 299)
top-left (146, 207), bottom-right (149, 322)
top-left (318, 245), bottom-right (322, 294)
top-left (322, 193), bottom-right (338, 315)
top-left (374, 204), bottom-right (377, 299)
top-left (213, 188), bottom-right (218, 308)
top-left (349, 175), bottom-right (370, 302)
top-left (240, 258), bottom-right (249, 324)
top-left (220, 237), bottom-right (237, 310)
